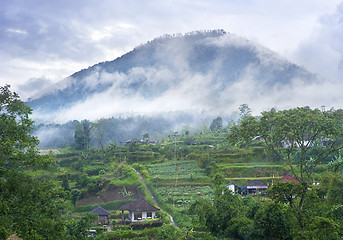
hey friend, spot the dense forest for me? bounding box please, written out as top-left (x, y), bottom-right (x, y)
top-left (2, 85), bottom-right (343, 239)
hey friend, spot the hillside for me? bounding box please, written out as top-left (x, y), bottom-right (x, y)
top-left (27, 30), bottom-right (317, 123)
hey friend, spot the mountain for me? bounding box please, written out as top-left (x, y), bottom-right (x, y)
top-left (27, 29), bottom-right (317, 123)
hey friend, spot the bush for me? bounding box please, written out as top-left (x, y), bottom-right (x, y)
top-left (156, 224), bottom-right (180, 240)
top-left (59, 157), bottom-right (79, 167)
top-left (227, 217), bottom-right (254, 240)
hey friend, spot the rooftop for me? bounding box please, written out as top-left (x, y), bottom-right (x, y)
top-left (119, 198), bottom-right (160, 212)
top-left (90, 206), bottom-right (111, 216)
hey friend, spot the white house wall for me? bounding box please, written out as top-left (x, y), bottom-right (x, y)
top-left (129, 211), bottom-right (156, 222)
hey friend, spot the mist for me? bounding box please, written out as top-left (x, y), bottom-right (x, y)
top-left (28, 31), bottom-right (343, 147)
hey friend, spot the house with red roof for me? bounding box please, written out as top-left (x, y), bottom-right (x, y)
top-left (278, 174), bottom-right (300, 184)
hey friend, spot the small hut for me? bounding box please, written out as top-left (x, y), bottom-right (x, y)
top-left (90, 206), bottom-right (111, 225)
top-left (245, 180), bottom-right (268, 195)
top-left (119, 198), bottom-right (159, 222)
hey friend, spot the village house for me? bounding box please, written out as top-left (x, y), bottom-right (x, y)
top-left (278, 174), bottom-right (300, 184)
top-left (226, 183), bottom-right (243, 194)
top-left (244, 180), bottom-right (269, 195)
top-left (90, 206), bottom-right (111, 225)
top-left (119, 198), bottom-right (160, 222)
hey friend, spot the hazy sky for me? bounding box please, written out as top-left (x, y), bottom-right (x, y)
top-left (1, 0), bottom-right (343, 101)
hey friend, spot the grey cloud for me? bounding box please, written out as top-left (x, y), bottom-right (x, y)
top-left (294, 1), bottom-right (343, 82)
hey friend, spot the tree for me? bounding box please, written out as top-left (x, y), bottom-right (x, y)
top-left (74, 120), bottom-right (93, 149)
top-left (239, 103), bottom-right (251, 120)
top-left (93, 118), bottom-right (110, 149)
top-left (209, 116), bottom-right (223, 132)
top-left (0, 85), bottom-right (51, 173)
top-left (0, 85), bottom-right (67, 239)
top-left (190, 187), bottom-right (242, 238)
top-left (269, 182), bottom-right (303, 208)
top-left (254, 201), bottom-right (293, 240)
top-left (71, 189), bottom-right (82, 206)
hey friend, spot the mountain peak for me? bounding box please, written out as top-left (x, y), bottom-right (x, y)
top-left (27, 30), bottom-right (316, 123)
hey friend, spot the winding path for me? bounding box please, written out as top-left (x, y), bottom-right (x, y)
top-left (132, 168), bottom-right (179, 229)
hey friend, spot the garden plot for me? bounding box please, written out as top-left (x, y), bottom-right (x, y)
top-left (147, 160), bottom-right (209, 182)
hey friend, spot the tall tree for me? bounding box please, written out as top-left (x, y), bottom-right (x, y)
top-left (93, 118), bottom-right (111, 149)
top-left (190, 186), bottom-right (242, 238)
top-left (0, 85), bottom-right (66, 239)
top-left (209, 116), bottom-right (223, 132)
top-left (0, 85), bottom-right (50, 173)
top-left (74, 120), bottom-right (93, 149)
top-left (239, 103), bottom-right (251, 120)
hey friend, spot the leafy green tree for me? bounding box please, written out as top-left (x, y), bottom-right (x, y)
top-left (209, 116), bottom-right (223, 132)
top-left (269, 182), bottom-right (303, 208)
top-left (93, 118), bottom-right (110, 149)
top-left (320, 172), bottom-right (343, 205)
top-left (0, 85), bottom-right (51, 173)
top-left (254, 201), bottom-right (293, 240)
top-left (239, 103), bottom-right (251, 120)
top-left (0, 172), bottom-right (67, 239)
top-left (227, 217), bottom-right (254, 240)
top-left (295, 216), bottom-right (339, 240)
top-left (74, 120), bottom-right (93, 149)
top-left (71, 189), bottom-right (82, 206)
top-left (0, 85), bottom-right (68, 239)
top-left (228, 115), bottom-right (259, 147)
top-left (190, 187), bottom-right (242, 238)
top-left (65, 214), bottom-right (96, 240)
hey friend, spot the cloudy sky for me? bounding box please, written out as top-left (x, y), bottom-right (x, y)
top-left (1, 0), bottom-right (343, 103)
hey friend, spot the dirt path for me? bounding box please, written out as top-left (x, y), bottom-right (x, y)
top-left (132, 168), bottom-right (179, 229)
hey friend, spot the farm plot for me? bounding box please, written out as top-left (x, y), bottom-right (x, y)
top-left (147, 160), bottom-right (214, 227)
top-left (156, 185), bottom-right (213, 211)
top-left (147, 160), bottom-right (209, 183)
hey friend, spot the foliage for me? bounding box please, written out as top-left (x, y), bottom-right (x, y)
top-left (227, 217), bottom-right (254, 240)
top-left (0, 86), bottom-right (67, 239)
top-left (71, 189), bottom-right (82, 205)
top-left (228, 107), bottom-right (343, 211)
top-left (295, 216), bottom-right (340, 240)
top-left (209, 116), bottom-right (223, 132)
top-left (189, 187), bottom-right (242, 238)
top-left (0, 85), bottom-right (52, 173)
top-left (0, 172), bottom-right (66, 239)
top-left (254, 201), bottom-right (293, 240)
top-left (239, 103), bottom-right (252, 120)
top-left (65, 213), bottom-right (96, 240)
top-left (156, 224), bottom-right (180, 240)
top-left (269, 182), bottom-right (304, 208)
top-left (74, 119), bottom-right (93, 150)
